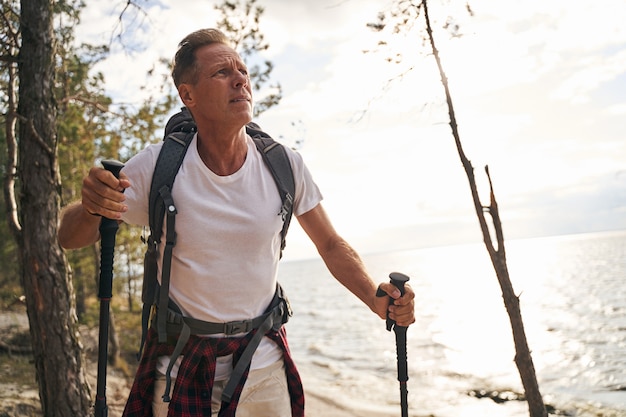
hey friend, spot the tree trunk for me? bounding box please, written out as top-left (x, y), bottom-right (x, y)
top-left (18, 0), bottom-right (92, 415)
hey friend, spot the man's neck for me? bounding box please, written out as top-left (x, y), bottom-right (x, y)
top-left (195, 128), bottom-right (248, 176)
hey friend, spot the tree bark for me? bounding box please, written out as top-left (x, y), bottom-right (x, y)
top-left (18, 0), bottom-right (92, 415)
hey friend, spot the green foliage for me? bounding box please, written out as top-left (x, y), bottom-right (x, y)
top-left (0, 0), bottom-right (174, 305)
top-left (0, 0), bottom-right (283, 311)
top-left (0, 1), bottom-right (19, 58)
top-left (0, 3), bottom-right (285, 411)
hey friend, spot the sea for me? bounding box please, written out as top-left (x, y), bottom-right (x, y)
top-left (278, 229), bottom-right (626, 417)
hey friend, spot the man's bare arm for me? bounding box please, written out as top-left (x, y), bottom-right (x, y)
top-left (297, 203), bottom-right (415, 326)
top-left (58, 167), bottom-right (130, 249)
top-left (58, 201), bottom-right (102, 249)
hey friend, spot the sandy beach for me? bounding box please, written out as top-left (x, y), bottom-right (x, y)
top-left (304, 390), bottom-right (393, 417)
top-left (0, 306), bottom-right (395, 417)
top-left (0, 361), bottom-right (395, 417)
top-left (0, 294), bottom-right (414, 417)
top-left (0, 374), bottom-right (396, 417)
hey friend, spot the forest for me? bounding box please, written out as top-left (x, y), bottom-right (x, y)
top-left (1, 0), bottom-right (285, 415)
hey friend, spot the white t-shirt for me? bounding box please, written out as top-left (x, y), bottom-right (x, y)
top-left (121, 133), bottom-right (322, 379)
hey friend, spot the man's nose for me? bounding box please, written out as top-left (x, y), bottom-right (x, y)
top-left (234, 72), bottom-right (248, 88)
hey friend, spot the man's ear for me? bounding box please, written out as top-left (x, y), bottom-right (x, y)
top-left (178, 84), bottom-right (194, 108)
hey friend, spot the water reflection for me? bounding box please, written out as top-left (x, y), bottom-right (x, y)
top-left (280, 230), bottom-right (626, 415)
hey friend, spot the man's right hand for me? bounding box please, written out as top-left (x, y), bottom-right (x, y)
top-left (58, 168), bottom-right (130, 249)
top-left (80, 167), bottom-right (130, 219)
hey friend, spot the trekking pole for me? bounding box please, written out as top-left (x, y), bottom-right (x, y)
top-left (381, 272), bottom-right (410, 417)
top-left (94, 160), bottom-right (124, 417)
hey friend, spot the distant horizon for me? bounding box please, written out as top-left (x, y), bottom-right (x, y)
top-left (282, 224), bottom-right (626, 262)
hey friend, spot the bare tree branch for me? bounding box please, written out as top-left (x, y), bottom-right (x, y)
top-left (4, 48), bottom-right (21, 236)
top-left (420, 1), bottom-right (547, 415)
top-left (16, 114), bottom-right (54, 157)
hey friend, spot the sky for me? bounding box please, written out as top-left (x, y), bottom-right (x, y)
top-left (75, 0), bottom-right (626, 259)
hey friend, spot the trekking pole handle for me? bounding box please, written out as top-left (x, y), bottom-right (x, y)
top-left (390, 272), bottom-right (409, 331)
top-left (101, 159), bottom-right (124, 183)
top-left (377, 272), bottom-right (410, 331)
top-left (389, 272), bottom-right (409, 297)
top-left (98, 159), bottom-right (124, 300)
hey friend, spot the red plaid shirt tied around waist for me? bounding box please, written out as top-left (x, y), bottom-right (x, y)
top-left (122, 326), bottom-right (305, 417)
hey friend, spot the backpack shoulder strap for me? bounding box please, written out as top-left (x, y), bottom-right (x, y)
top-left (247, 125), bottom-right (295, 258)
top-left (140, 117), bottom-right (195, 351)
top-left (148, 130), bottom-right (195, 242)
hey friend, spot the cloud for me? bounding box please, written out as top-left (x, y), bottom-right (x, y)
top-left (551, 49), bottom-right (626, 104)
top-left (74, 0), bottom-right (626, 253)
top-left (500, 171), bottom-right (626, 238)
top-left (258, 0), bottom-right (383, 56)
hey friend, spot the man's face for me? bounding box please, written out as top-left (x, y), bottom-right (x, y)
top-left (179, 43), bottom-right (253, 128)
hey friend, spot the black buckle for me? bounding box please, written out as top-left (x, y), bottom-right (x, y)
top-left (223, 320), bottom-right (250, 335)
top-left (283, 298), bottom-right (293, 320)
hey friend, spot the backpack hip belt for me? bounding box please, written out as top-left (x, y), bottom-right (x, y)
top-left (159, 283), bottom-right (291, 338)
top-left (158, 283), bottom-right (292, 404)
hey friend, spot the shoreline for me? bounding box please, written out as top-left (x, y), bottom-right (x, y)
top-left (3, 309), bottom-right (626, 417)
top-left (3, 352), bottom-right (626, 417)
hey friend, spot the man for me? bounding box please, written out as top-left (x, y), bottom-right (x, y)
top-left (58, 28), bottom-right (415, 417)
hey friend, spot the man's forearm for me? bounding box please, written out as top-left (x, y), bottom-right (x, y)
top-left (58, 201), bottom-right (102, 249)
top-left (319, 237), bottom-right (378, 313)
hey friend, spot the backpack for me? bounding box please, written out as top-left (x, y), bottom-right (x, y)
top-left (139, 107), bottom-right (295, 359)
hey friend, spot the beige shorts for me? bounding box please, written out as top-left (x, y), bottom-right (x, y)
top-left (152, 359), bottom-right (291, 417)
